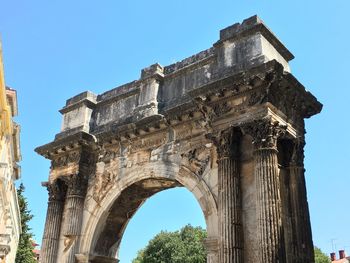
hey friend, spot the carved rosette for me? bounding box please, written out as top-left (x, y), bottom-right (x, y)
top-left (93, 169), bottom-right (118, 203)
top-left (242, 118), bottom-right (287, 150)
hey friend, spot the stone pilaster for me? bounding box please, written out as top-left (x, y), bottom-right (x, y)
top-left (203, 237), bottom-right (219, 263)
top-left (40, 180), bottom-right (66, 263)
top-left (288, 139), bottom-right (314, 263)
top-left (62, 173), bottom-right (89, 263)
top-left (243, 119), bottom-right (286, 263)
top-left (211, 128), bottom-right (243, 263)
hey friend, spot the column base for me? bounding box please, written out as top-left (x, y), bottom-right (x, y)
top-left (75, 254), bottom-right (119, 263)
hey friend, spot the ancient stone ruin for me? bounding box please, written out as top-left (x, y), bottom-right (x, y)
top-left (36, 15), bottom-right (322, 263)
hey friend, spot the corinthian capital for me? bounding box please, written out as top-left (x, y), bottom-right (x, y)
top-left (43, 180), bottom-right (67, 202)
top-left (64, 174), bottom-right (89, 197)
top-left (242, 118), bottom-right (286, 150)
top-left (206, 128), bottom-right (241, 160)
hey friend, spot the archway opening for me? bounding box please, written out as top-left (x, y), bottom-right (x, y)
top-left (91, 177), bottom-right (207, 262)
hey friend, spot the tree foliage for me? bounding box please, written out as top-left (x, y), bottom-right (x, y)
top-left (15, 183), bottom-right (36, 263)
top-left (132, 225), bottom-right (207, 263)
top-left (315, 247), bottom-right (331, 263)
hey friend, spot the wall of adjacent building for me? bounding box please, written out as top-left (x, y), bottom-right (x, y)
top-left (0, 41), bottom-right (22, 263)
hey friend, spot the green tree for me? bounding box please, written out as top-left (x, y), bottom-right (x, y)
top-left (315, 247), bottom-right (331, 263)
top-left (15, 183), bottom-right (36, 263)
top-left (132, 225), bottom-right (207, 263)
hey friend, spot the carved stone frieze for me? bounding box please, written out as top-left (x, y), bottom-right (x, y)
top-left (51, 150), bottom-right (81, 169)
top-left (247, 89), bottom-right (267, 106)
top-left (242, 118), bottom-right (287, 150)
top-left (175, 127), bottom-right (192, 141)
top-left (212, 101), bottom-right (232, 117)
top-left (98, 148), bottom-right (119, 163)
top-left (131, 133), bottom-right (167, 152)
top-left (194, 99), bottom-right (215, 130)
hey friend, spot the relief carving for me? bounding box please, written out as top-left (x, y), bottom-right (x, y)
top-left (194, 98), bottom-right (215, 129)
top-left (247, 90), bottom-right (267, 106)
top-left (93, 161), bottom-right (119, 203)
top-left (98, 148), bottom-right (119, 163)
top-left (181, 147), bottom-right (210, 176)
top-left (212, 101), bottom-right (232, 117)
top-left (51, 150), bottom-right (81, 169)
top-left (131, 134), bottom-right (166, 152)
top-left (63, 236), bottom-right (75, 252)
top-left (176, 127), bottom-right (192, 141)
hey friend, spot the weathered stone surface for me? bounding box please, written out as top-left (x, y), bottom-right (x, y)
top-left (36, 15), bottom-right (322, 263)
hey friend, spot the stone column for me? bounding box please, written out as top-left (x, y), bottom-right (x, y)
top-left (40, 180), bottom-right (66, 263)
top-left (288, 139), bottom-right (314, 262)
top-left (243, 119), bottom-right (286, 263)
top-left (63, 173), bottom-right (89, 263)
top-left (212, 129), bottom-right (243, 263)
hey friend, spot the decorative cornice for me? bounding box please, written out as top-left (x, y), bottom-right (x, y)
top-left (35, 131), bottom-right (96, 160)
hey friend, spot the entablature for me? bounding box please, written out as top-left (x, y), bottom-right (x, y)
top-left (35, 16), bottom-right (322, 170)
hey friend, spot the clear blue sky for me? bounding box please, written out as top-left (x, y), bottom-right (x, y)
top-left (1, 0), bottom-right (349, 261)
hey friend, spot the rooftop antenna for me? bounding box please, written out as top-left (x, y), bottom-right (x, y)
top-left (331, 238), bottom-right (337, 252)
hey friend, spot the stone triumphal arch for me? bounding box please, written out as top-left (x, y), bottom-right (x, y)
top-left (36, 16), bottom-right (322, 263)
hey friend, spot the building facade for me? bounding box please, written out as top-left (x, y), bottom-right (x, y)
top-left (0, 42), bottom-right (22, 263)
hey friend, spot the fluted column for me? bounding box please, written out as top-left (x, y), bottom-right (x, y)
top-left (243, 119), bottom-right (286, 263)
top-left (288, 139), bottom-right (314, 263)
top-left (40, 180), bottom-right (66, 263)
top-left (63, 173), bottom-right (89, 263)
top-left (211, 129), bottom-right (243, 263)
